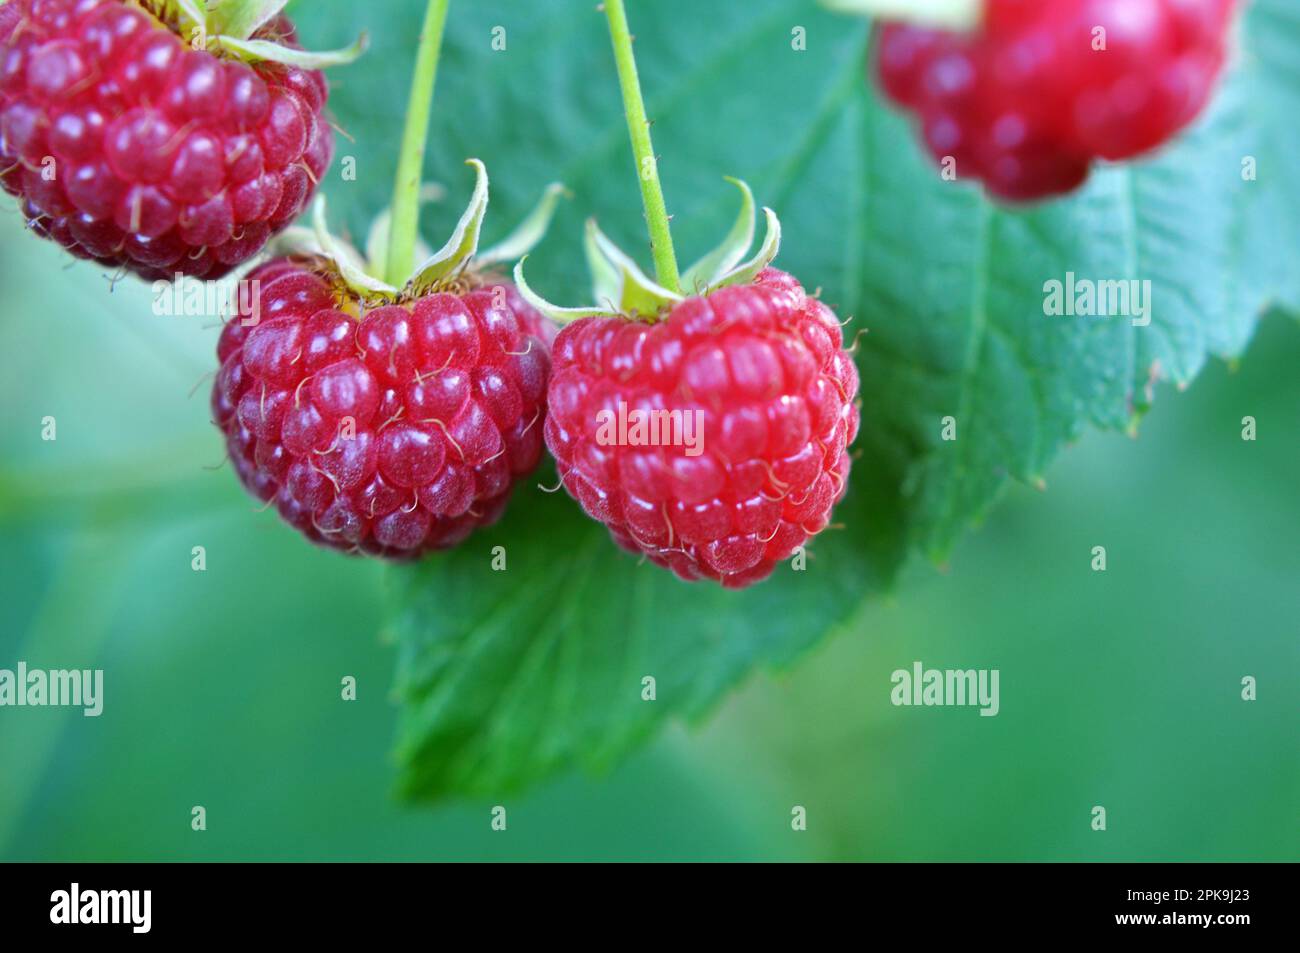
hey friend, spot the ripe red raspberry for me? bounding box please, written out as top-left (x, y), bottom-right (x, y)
top-left (212, 259), bottom-right (554, 558)
top-left (0, 0), bottom-right (333, 279)
top-left (874, 0), bottom-right (1238, 200)
top-left (545, 268), bottom-right (859, 589)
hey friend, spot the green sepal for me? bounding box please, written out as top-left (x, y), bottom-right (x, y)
top-left (820, 0), bottom-right (983, 31)
top-left (513, 257), bottom-right (622, 324)
top-left (704, 206), bottom-right (782, 291)
top-left (365, 183), bottom-right (447, 280)
top-left (155, 0), bottom-right (367, 68)
top-left (408, 159), bottom-right (490, 292)
top-left (310, 196), bottom-right (400, 298)
top-left (513, 219), bottom-right (685, 325)
top-left (213, 32), bottom-right (370, 70)
top-left (251, 159), bottom-right (563, 302)
top-left (518, 177), bottom-right (784, 324)
top-left (585, 217), bottom-right (623, 307)
top-left (587, 219), bottom-right (684, 316)
top-left (262, 223), bottom-right (322, 260)
top-left (476, 183), bottom-right (571, 267)
top-left (205, 0), bottom-right (290, 40)
top-left (161, 0), bottom-right (206, 35)
top-left (680, 177), bottom-right (755, 292)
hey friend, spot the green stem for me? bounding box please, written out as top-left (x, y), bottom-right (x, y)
top-left (603, 0), bottom-right (681, 294)
top-left (385, 0), bottom-right (452, 287)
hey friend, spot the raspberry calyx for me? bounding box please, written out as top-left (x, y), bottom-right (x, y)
top-left (519, 180), bottom-right (861, 589)
top-left (212, 160), bottom-right (567, 558)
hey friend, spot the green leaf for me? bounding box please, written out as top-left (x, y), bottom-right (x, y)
top-left (476, 182), bottom-right (570, 267)
top-left (287, 0), bottom-right (1300, 801)
top-left (388, 465), bottom-right (906, 800)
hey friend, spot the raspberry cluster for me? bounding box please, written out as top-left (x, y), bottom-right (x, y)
top-left (1, 0), bottom-right (332, 278)
top-left (875, 0), bottom-right (1237, 200)
top-left (545, 268), bottom-right (859, 589)
top-left (213, 260), bottom-right (554, 558)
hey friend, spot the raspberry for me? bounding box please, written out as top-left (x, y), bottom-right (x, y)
top-left (544, 268), bottom-right (859, 589)
top-left (0, 0), bottom-right (333, 279)
top-left (874, 0), bottom-right (1238, 200)
top-left (212, 259), bottom-right (554, 559)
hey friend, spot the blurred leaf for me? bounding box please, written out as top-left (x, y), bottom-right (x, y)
top-left (389, 454), bottom-right (904, 799)
top-left (283, 0), bottom-right (1300, 799)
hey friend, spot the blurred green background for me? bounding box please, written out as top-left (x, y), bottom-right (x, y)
top-left (0, 217), bottom-right (1295, 861)
top-left (2, 0), bottom-right (1298, 861)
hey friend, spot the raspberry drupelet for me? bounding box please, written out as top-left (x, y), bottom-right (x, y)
top-left (874, 0), bottom-right (1239, 200)
top-left (0, 0), bottom-right (345, 278)
top-left (213, 259), bottom-right (554, 558)
top-left (544, 267), bottom-right (860, 589)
